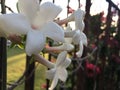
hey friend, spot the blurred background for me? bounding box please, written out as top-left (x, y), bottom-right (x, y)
top-left (0, 0), bottom-right (120, 90)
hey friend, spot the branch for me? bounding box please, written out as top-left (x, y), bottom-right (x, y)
top-left (70, 47), bottom-right (98, 75)
top-left (7, 63), bottom-right (39, 90)
top-left (0, 2), bottom-right (14, 13)
top-left (106, 0), bottom-right (120, 13)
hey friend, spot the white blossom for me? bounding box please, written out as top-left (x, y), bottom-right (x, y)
top-left (46, 51), bottom-right (71, 90)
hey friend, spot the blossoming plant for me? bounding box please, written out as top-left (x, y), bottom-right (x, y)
top-left (0, 0), bottom-right (87, 89)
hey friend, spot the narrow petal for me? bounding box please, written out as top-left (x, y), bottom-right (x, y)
top-left (72, 30), bottom-right (80, 45)
top-left (25, 30), bottom-right (45, 56)
top-left (33, 2), bottom-right (62, 28)
top-left (61, 58), bottom-right (71, 68)
top-left (79, 31), bottom-right (87, 46)
top-left (64, 30), bottom-right (76, 37)
top-left (56, 51), bottom-right (67, 67)
top-left (18, 0), bottom-right (39, 23)
top-left (49, 73), bottom-right (58, 90)
top-left (46, 68), bottom-right (56, 80)
top-left (65, 24), bottom-right (73, 43)
top-left (41, 22), bottom-right (65, 43)
top-left (57, 68), bottom-right (68, 82)
top-left (76, 41), bottom-right (83, 57)
top-left (65, 38), bottom-right (72, 44)
top-left (0, 13), bottom-right (31, 36)
top-left (48, 43), bottom-right (74, 51)
top-left (74, 9), bottom-right (85, 31)
top-left (34, 54), bottom-right (55, 68)
top-left (66, 11), bottom-right (75, 22)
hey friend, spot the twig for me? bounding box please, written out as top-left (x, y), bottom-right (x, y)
top-left (0, 2), bottom-right (14, 13)
top-left (106, 0), bottom-right (120, 13)
top-left (69, 47), bottom-right (98, 75)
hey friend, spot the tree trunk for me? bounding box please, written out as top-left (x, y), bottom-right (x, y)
top-left (25, 56), bottom-right (35, 90)
top-left (0, 0), bottom-right (7, 90)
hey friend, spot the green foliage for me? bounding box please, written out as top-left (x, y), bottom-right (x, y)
top-left (7, 47), bottom-right (46, 90)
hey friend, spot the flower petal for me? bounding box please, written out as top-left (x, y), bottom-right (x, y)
top-left (72, 30), bottom-right (80, 45)
top-left (61, 58), bottom-right (71, 68)
top-left (56, 51), bottom-right (67, 67)
top-left (41, 22), bottom-right (65, 43)
top-left (79, 31), bottom-right (87, 46)
top-left (57, 68), bottom-right (68, 82)
top-left (25, 30), bottom-right (45, 56)
top-left (64, 30), bottom-right (76, 37)
top-left (65, 25), bottom-right (73, 43)
top-left (0, 13), bottom-right (31, 36)
top-left (33, 2), bottom-right (62, 28)
top-left (46, 68), bottom-right (56, 80)
top-left (18, 0), bottom-right (39, 23)
top-left (74, 9), bottom-right (85, 31)
top-left (76, 41), bottom-right (83, 57)
top-left (48, 43), bottom-right (74, 51)
top-left (49, 73), bottom-right (58, 90)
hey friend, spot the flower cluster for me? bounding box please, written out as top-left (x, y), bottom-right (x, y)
top-left (85, 62), bottom-right (101, 78)
top-left (0, 0), bottom-right (87, 89)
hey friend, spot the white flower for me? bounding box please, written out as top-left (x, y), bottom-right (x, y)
top-left (65, 29), bottom-right (87, 57)
top-left (0, 0), bottom-right (65, 56)
top-left (67, 8), bottom-right (85, 31)
top-left (47, 25), bottom-right (74, 52)
top-left (72, 30), bottom-right (87, 57)
top-left (65, 9), bottom-right (87, 57)
top-left (46, 51), bottom-right (71, 90)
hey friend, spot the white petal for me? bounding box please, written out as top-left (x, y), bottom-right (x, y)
top-left (18, 0), bottom-right (39, 23)
top-left (65, 25), bottom-right (73, 43)
top-left (33, 2), bottom-right (62, 28)
top-left (79, 31), bottom-right (87, 46)
top-left (56, 51), bottom-right (67, 67)
top-left (46, 68), bottom-right (56, 80)
top-left (61, 43), bottom-right (74, 51)
top-left (25, 30), bottom-right (45, 56)
top-left (74, 9), bottom-right (85, 31)
top-left (65, 24), bottom-right (72, 31)
top-left (57, 68), bottom-right (68, 82)
top-left (49, 73), bottom-right (58, 90)
top-left (0, 13), bottom-right (31, 36)
top-left (34, 54), bottom-right (55, 68)
top-left (65, 38), bottom-right (72, 44)
top-left (66, 11), bottom-right (75, 22)
top-left (76, 41), bottom-right (83, 57)
top-left (72, 30), bottom-right (80, 45)
top-left (64, 30), bottom-right (76, 37)
top-left (48, 43), bottom-right (74, 51)
top-left (41, 22), bottom-right (65, 43)
top-left (61, 58), bottom-right (71, 68)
